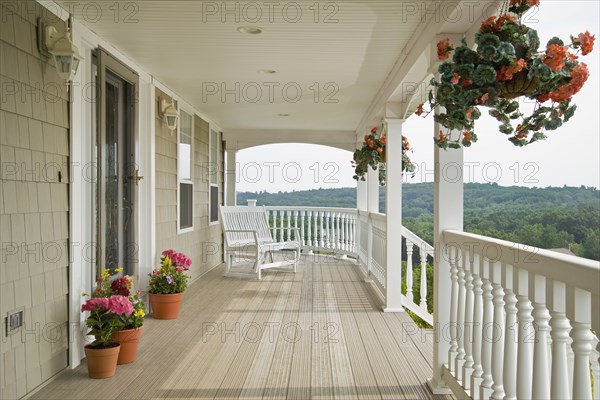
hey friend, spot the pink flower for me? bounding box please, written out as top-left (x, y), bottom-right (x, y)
top-left (176, 266), bottom-right (184, 273)
top-left (162, 249), bottom-right (176, 259)
top-left (108, 295), bottom-right (134, 316)
top-left (81, 297), bottom-right (109, 312)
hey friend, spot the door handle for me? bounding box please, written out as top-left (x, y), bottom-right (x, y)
top-left (127, 169), bottom-right (144, 186)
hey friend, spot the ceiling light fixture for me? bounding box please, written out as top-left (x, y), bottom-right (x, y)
top-left (257, 69), bottom-right (277, 74)
top-left (278, 113), bottom-right (290, 117)
top-left (237, 26), bottom-right (263, 35)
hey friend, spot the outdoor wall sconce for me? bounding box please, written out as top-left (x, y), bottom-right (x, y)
top-left (37, 19), bottom-right (83, 83)
top-left (159, 97), bottom-right (179, 133)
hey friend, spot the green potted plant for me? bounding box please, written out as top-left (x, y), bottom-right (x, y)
top-left (148, 250), bottom-right (191, 319)
top-left (351, 125), bottom-right (416, 186)
top-left (81, 291), bottom-right (134, 378)
top-left (419, 0), bottom-right (594, 148)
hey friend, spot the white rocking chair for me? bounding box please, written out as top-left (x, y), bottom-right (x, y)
top-left (219, 205), bottom-right (300, 279)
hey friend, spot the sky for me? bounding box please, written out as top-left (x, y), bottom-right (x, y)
top-left (236, 1), bottom-right (600, 193)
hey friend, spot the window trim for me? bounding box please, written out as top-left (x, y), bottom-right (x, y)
top-left (209, 125), bottom-right (221, 226)
top-left (177, 108), bottom-right (194, 234)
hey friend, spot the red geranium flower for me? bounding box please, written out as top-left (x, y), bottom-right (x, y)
top-left (436, 38), bottom-right (453, 61)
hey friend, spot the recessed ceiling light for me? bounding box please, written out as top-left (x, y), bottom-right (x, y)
top-left (237, 26), bottom-right (263, 35)
top-left (278, 113), bottom-right (289, 117)
top-left (258, 69), bottom-right (277, 74)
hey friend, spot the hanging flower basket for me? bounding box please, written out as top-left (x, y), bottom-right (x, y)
top-left (351, 123), bottom-right (415, 186)
top-left (499, 70), bottom-right (541, 98)
top-left (418, 0), bottom-right (595, 149)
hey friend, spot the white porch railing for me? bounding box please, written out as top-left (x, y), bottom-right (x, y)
top-left (262, 203), bottom-right (435, 325)
top-left (356, 210), bottom-right (434, 325)
top-left (260, 203), bottom-right (600, 399)
top-left (442, 229), bottom-right (600, 400)
top-left (264, 206), bottom-right (358, 255)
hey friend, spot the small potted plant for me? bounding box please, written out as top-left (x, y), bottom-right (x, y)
top-left (351, 125), bottom-right (416, 186)
top-left (81, 291), bottom-right (134, 378)
top-left (148, 250), bottom-right (191, 319)
top-left (420, 0), bottom-right (595, 148)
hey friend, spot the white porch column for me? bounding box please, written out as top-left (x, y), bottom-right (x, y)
top-left (226, 149), bottom-right (237, 206)
top-left (429, 33), bottom-right (464, 396)
top-left (367, 167), bottom-right (379, 213)
top-left (357, 179), bottom-right (367, 210)
top-left (383, 118), bottom-right (404, 312)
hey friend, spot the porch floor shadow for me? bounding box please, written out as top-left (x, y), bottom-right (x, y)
top-left (30, 256), bottom-right (454, 400)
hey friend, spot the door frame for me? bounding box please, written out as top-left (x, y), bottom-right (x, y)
top-left (97, 47), bottom-right (140, 279)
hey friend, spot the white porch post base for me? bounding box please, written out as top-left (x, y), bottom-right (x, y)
top-left (427, 377), bottom-right (453, 395)
top-left (383, 307), bottom-right (405, 313)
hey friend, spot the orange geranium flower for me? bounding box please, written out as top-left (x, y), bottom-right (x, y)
top-left (577, 31), bottom-right (595, 56)
top-left (380, 136), bottom-right (387, 144)
top-left (451, 73), bottom-right (460, 84)
top-left (548, 62), bottom-right (589, 102)
top-left (481, 16), bottom-right (496, 30)
top-left (497, 58), bottom-right (527, 81)
top-left (437, 38), bottom-right (452, 60)
top-left (543, 44), bottom-right (568, 71)
top-left (415, 103), bottom-right (424, 116)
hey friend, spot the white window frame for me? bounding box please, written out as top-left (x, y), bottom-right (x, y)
top-left (209, 125), bottom-right (221, 226)
top-left (177, 108), bottom-right (194, 234)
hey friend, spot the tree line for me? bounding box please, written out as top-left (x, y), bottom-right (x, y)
top-left (237, 183), bottom-right (600, 260)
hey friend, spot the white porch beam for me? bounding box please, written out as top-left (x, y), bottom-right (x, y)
top-left (223, 129), bottom-right (356, 151)
top-left (226, 149), bottom-right (237, 206)
top-left (428, 34), bottom-right (464, 396)
top-left (383, 117), bottom-right (405, 312)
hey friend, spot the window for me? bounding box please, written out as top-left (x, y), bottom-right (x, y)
top-left (178, 110), bottom-right (193, 231)
top-left (209, 128), bottom-right (220, 224)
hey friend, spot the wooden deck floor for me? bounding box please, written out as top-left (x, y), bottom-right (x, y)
top-left (31, 256), bottom-right (453, 400)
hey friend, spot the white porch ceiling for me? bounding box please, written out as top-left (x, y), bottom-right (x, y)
top-left (58, 1), bottom-right (492, 146)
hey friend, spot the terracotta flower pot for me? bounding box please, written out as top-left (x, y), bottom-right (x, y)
top-left (110, 326), bottom-right (143, 364)
top-left (149, 293), bottom-right (184, 319)
top-left (84, 343), bottom-right (120, 379)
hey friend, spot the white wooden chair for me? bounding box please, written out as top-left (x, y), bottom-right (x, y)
top-left (219, 205), bottom-right (300, 279)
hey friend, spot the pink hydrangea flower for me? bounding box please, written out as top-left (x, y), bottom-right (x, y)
top-left (108, 295), bottom-right (134, 316)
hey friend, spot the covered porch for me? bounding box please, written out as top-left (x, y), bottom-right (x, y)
top-left (0, 0), bottom-right (598, 399)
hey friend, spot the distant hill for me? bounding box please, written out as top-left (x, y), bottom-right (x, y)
top-left (237, 183), bottom-right (600, 260)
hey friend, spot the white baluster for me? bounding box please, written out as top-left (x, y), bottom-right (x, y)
top-left (480, 258), bottom-right (494, 400)
top-left (342, 213), bottom-right (348, 251)
top-left (319, 211), bottom-right (325, 248)
top-left (490, 261), bottom-right (505, 400)
top-left (279, 210), bottom-right (284, 242)
top-left (313, 211), bottom-right (318, 249)
top-left (568, 287), bottom-right (594, 400)
top-left (470, 253), bottom-right (484, 400)
top-left (531, 274), bottom-right (551, 400)
top-left (515, 269), bottom-right (533, 399)
top-left (293, 210), bottom-right (299, 242)
top-left (307, 211), bottom-right (313, 247)
top-left (332, 212), bottom-right (342, 249)
top-left (286, 210), bottom-right (291, 241)
top-left (448, 245), bottom-right (459, 373)
top-left (419, 247), bottom-right (428, 310)
top-left (454, 249), bottom-right (466, 382)
top-left (502, 265), bottom-right (517, 400)
top-left (548, 280), bottom-right (571, 400)
top-left (406, 242), bottom-right (414, 303)
top-left (462, 250), bottom-right (474, 391)
top-left (300, 210), bottom-right (305, 246)
top-left (323, 211), bottom-right (329, 249)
